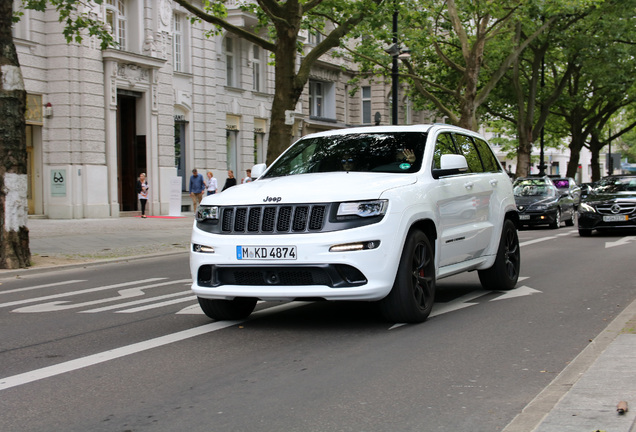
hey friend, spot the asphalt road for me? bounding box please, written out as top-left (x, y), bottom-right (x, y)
top-left (0, 227), bottom-right (634, 431)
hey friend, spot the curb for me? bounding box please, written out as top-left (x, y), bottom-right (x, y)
top-left (502, 297), bottom-right (636, 432)
top-left (0, 250), bottom-right (189, 280)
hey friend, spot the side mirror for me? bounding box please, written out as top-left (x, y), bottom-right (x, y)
top-left (432, 154), bottom-right (469, 179)
top-left (251, 163), bottom-right (267, 179)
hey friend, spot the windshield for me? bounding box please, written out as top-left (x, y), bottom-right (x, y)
top-left (262, 132), bottom-right (427, 178)
top-left (513, 180), bottom-right (556, 197)
top-left (594, 177), bottom-right (636, 193)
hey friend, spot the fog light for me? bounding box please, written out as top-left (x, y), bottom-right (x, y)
top-left (330, 240), bottom-right (380, 252)
top-left (192, 244), bottom-right (215, 253)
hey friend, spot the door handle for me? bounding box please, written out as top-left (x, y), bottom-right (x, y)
top-left (490, 179), bottom-right (498, 187)
top-left (464, 181), bottom-right (474, 189)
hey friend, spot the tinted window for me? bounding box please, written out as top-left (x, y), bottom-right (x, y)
top-left (432, 133), bottom-right (459, 169)
top-left (473, 138), bottom-right (501, 173)
top-left (453, 134), bottom-right (483, 173)
top-left (262, 132), bottom-right (427, 177)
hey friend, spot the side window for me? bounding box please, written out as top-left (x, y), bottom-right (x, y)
top-left (453, 134), bottom-right (484, 173)
top-left (473, 138), bottom-right (501, 173)
top-left (433, 133), bottom-right (459, 169)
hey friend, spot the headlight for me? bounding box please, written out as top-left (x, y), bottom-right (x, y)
top-left (196, 205), bottom-right (219, 221)
top-left (579, 202), bottom-right (596, 213)
top-left (337, 200), bottom-right (388, 218)
top-left (532, 204), bottom-right (548, 211)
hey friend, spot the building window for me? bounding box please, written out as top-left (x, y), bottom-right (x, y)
top-left (362, 86), bottom-right (371, 124)
top-left (309, 81), bottom-right (324, 117)
top-left (226, 37), bottom-right (238, 87)
top-left (173, 13), bottom-right (183, 72)
top-left (105, 0), bottom-right (127, 50)
top-left (252, 45), bottom-right (262, 92)
top-left (308, 30), bottom-right (323, 45)
top-left (309, 80), bottom-right (336, 120)
top-left (174, 121), bottom-right (187, 191)
top-left (226, 130), bottom-right (238, 175)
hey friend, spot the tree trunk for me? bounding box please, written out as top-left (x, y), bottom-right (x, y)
top-left (0, 0), bottom-right (31, 269)
top-left (265, 4), bottom-right (307, 165)
top-left (515, 128), bottom-right (533, 178)
top-left (266, 35), bottom-right (304, 164)
top-left (566, 144), bottom-right (581, 179)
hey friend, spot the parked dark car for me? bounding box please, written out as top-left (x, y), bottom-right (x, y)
top-left (577, 175), bottom-right (636, 236)
top-left (513, 176), bottom-right (575, 229)
top-left (552, 177), bottom-right (581, 207)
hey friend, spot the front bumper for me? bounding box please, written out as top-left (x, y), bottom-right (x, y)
top-left (578, 212), bottom-right (636, 231)
top-left (189, 223), bottom-right (404, 302)
top-left (517, 209), bottom-right (557, 226)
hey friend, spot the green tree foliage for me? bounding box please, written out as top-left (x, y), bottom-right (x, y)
top-left (173, 0), bottom-right (385, 163)
top-left (349, 0), bottom-right (558, 131)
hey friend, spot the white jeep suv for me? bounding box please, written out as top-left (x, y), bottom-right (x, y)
top-left (190, 125), bottom-right (520, 323)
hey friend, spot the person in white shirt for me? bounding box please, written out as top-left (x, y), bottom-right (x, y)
top-left (206, 171), bottom-right (218, 196)
top-left (242, 169), bottom-right (252, 184)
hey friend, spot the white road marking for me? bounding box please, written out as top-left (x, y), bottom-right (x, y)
top-left (117, 295), bottom-right (196, 313)
top-left (82, 290), bottom-right (193, 313)
top-left (0, 302), bottom-right (309, 391)
top-left (430, 290), bottom-right (490, 318)
top-left (0, 280), bottom-right (86, 295)
top-left (605, 236), bottom-right (636, 249)
top-left (13, 279), bottom-right (191, 313)
top-left (0, 278), bottom-right (165, 309)
top-left (0, 321), bottom-right (241, 391)
top-left (490, 286), bottom-right (542, 301)
top-left (176, 304), bottom-right (204, 315)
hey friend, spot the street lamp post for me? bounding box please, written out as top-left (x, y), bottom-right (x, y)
top-left (391, 6), bottom-right (399, 125)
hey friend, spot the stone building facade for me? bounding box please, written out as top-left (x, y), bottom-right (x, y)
top-left (13, 0), bottom-right (427, 219)
top-left (15, 1), bottom-right (599, 220)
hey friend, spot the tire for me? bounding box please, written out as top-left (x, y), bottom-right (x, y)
top-left (565, 211), bottom-right (575, 227)
top-left (550, 209), bottom-right (561, 229)
top-left (198, 297), bottom-right (257, 320)
top-left (478, 219), bottom-right (520, 291)
top-left (578, 228), bottom-right (592, 237)
top-left (379, 230), bottom-right (435, 323)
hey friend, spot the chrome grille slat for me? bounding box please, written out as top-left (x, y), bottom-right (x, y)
top-left (596, 203), bottom-right (636, 215)
top-left (220, 204), bottom-right (327, 234)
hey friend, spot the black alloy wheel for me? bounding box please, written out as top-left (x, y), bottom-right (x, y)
top-left (379, 230), bottom-right (435, 323)
top-left (478, 219), bottom-right (520, 291)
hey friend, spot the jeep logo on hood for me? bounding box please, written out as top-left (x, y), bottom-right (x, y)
top-left (263, 196), bottom-right (282, 203)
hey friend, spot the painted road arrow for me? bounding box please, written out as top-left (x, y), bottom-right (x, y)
top-left (605, 236), bottom-right (636, 249)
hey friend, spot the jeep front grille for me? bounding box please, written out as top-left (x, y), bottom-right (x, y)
top-left (221, 204), bottom-right (327, 234)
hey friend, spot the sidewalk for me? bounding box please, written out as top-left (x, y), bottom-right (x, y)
top-left (1, 214), bottom-right (193, 275)
top-left (1, 216), bottom-right (635, 432)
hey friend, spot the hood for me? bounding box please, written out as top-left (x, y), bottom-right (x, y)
top-left (201, 172), bottom-right (416, 206)
top-left (584, 192), bottom-right (636, 205)
top-left (514, 195), bottom-right (556, 207)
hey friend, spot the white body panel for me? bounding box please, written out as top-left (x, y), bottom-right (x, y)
top-left (190, 125), bottom-right (516, 302)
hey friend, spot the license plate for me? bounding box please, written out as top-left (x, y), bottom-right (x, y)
top-left (237, 246), bottom-right (297, 260)
top-left (603, 215), bottom-right (628, 222)
top-left (519, 214), bottom-right (530, 220)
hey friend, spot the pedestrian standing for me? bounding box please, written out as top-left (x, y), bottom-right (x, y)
top-left (206, 171), bottom-right (218, 196)
top-left (189, 169), bottom-right (205, 212)
top-left (242, 169), bottom-right (252, 184)
top-left (222, 170), bottom-right (237, 191)
top-left (136, 173), bottom-right (149, 218)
